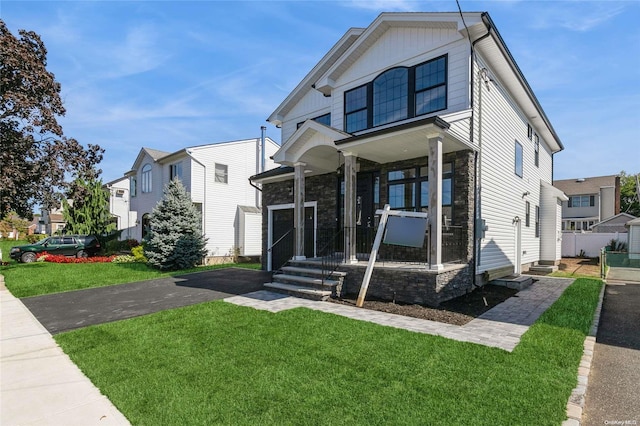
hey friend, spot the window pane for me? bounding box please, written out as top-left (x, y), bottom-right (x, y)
top-left (416, 86), bottom-right (446, 115)
top-left (420, 181), bottom-right (429, 208)
top-left (388, 169), bottom-right (416, 181)
top-left (314, 113), bottom-right (331, 126)
top-left (373, 68), bottom-right (408, 126)
top-left (515, 142), bottom-right (523, 177)
top-left (345, 86), bottom-right (367, 113)
top-left (215, 163), bottom-right (228, 183)
top-left (443, 178), bottom-right (452, 206)
top-left (416, 57), bottom-right (446, 91)
top-left (346, 110), bottom-right (367, 133)
top-left (389, 183), bottom-right (415, 209)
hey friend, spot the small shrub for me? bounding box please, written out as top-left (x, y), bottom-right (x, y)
top-left (125, 239), bottom-right (140, 248)
top-left (26, 234), bottom-right (46, 243)
top-left (131, 245), bottom-right (147, 263)
top-left (112, 255), bottom-right (137, 263)
top-left (37, 252), bottom-right (116, 263)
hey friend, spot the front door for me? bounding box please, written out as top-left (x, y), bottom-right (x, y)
top-left (356, 172), bottom-right (376, 254)
top-left (269, 205), bottom-right (316, 271)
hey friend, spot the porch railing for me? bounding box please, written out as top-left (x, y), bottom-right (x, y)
top-left (317, 227), bottom-right (344, 284)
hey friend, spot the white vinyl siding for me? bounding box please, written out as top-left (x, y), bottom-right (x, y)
top-left (475, 55), bottom-right (553, 273)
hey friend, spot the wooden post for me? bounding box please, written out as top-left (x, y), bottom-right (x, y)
top-left (356, 205), bottom-right (390, 307)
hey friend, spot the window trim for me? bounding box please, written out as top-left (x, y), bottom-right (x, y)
top-left (130, 177), bottom-right (137, 197)
top-left (343, 55), bottom-right (448, 133)
top-left (296, 112), bottom-right (331, 129)
top-left (170, 162), bottom-right (183, 181)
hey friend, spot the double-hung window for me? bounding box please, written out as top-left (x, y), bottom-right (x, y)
top-left (415, 57), bottom-right (447, 115)
top-left (345, 85), bottom-right (368, 133)
top-left (388, 163), bottom-right (453, 219)
top-left (568, 195), bottom-right (594, 208)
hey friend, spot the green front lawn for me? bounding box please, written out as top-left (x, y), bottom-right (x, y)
top-left (0, 239), bottom-right (28, 262)
top-left (56, 278), bottom-right (602, 425)
top-left (1, 261), bottom-right (261, 298)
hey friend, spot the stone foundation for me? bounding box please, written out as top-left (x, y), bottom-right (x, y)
top-left (337, 262), bottom-right (473, 306)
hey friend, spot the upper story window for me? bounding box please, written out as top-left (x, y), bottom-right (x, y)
top-left (141, 164), bottom-right (152, 193)
top-left (415, 57), bottom-right (446, 115)
top-left (170, 162), bottom-right (183, 181)
top-left (344, 55), bottom-right (447, 133)
top-left (568, 195), bottom-right (595, 208)
top-left (527, 124), bottom-right (533, 140)
top-left (373, 68), bottom-right (408, 126)
top-left (296, 113), bottom-right (332, 129)
top-left (215, 163), bottom-right (228, 184)
top-left (130, 177), bottom-right (137, 197)
top-left (345, 85), bottom-right (368, 133)
top-left (534, 134), bottom-right (540, 167)
top-left (515, 141), bottom-right (523, 178)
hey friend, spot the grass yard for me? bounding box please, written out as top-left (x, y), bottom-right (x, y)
top-left (56, 278), bottom-right (602, 425)
top-left (1, 239), bottom-right (28, 262)
top-left (550, 257), bottom-right (601, 279)
top-left (0, 260), bottom-right (260, 298)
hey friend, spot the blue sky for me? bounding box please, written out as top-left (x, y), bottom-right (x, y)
top-left (2, 0), bottom-right (639, 184)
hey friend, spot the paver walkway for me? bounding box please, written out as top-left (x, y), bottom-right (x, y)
top-left (225, 276), bottom-right (573, 352)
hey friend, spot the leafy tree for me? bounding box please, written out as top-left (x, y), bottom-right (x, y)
top-left (0, 20), bottom-right (104, 219)
top-left (144, 179), bottom-right (207, 270)
top-left (61, 179), bottom-right (116, 236)
top-left (620, 171), bottom-right (640, 217)
top-left (0, 211), bottom-right (30, 240)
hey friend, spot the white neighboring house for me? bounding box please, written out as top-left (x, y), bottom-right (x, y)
top-left (120, 137), bottom-right (278, 261)
top-left (104, 176), bottom-right (137, 240)
top-left (251, 12), bottom-right (567, 304)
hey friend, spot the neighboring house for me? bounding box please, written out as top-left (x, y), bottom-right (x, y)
top-left (104, 177), bottom-right (137, 240)
top-left (40, 206), bottom-right (66, 235)
top-left (121, 137), bottom-right (278, 261)
top-left (627, 217), bottom-right (640, 260)
top-left (250, 12), bottom-right (567, 305)
top-left (591, 212), bottom-right (636, 234)
top-left (554, 175), bottom-right (620, 232)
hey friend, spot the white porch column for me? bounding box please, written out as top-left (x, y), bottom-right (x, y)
top-left (343, 153), bottom-right (357, 264)
top-left (428, 135), bottom-right (444, 270)
top-left (294, 162), bottom-right (306, 260)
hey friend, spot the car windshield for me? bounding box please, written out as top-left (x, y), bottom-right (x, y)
top-left (34, 238), bottom-right (50, 245)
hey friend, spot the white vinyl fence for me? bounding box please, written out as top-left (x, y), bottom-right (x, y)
top-left (562, 232), bottom-right (627, 258)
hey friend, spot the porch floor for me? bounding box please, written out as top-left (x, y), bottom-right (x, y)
top-left (225, 276), bottom-right (574, 352)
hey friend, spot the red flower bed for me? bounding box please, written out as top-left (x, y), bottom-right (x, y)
top-left (37, 252), bottom-right (116, 263)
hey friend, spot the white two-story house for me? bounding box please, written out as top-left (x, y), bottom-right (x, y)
top-left (120, 137), bottom-right (278, 262)
top-left (250, 12), bottom-right (567, 305)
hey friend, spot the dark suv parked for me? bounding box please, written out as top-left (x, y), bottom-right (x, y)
top-left (10, 235), bottom-right (102, 263)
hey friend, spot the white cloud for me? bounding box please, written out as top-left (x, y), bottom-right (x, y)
top-left (529, 2), bottom-right (625, 32)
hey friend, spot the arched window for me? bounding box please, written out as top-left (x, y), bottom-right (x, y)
top-left (141, 164), bottom-right (152, 193)
top-left (142, 213), bottom-right (151, 240)
top-left (373, 68), bottom-right (408, 127)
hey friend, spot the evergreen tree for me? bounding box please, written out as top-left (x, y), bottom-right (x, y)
top-left (62, 179), bottom-right (116, 236)
top-left (144, 179), bottom-right (207, 270)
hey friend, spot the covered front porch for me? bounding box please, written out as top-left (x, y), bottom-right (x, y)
top-left (254, 116), bottom-right (477, 305)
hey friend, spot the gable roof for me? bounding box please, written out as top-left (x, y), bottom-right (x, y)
top-left (267, 11), bottom-right (563, 154)
top-left (554, 175), bottom-right (618, 196)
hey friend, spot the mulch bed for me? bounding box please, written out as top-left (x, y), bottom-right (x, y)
top-left (329, 284), bottom-right (518, 326)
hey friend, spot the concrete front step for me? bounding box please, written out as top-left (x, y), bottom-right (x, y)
top-left (264, 282), bottom-right (333, 301)
top-left (490, 275), bottom-right (533, 291)
top-left (280, 265), bottom-right (347, 279)
top-left (529, 265), bottom-right (558, 274)
top-left (272, 273), bottom-right (340, 290)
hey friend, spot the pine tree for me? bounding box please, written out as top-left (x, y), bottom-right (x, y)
top-left (144, 179), bottom-right (207, 270)
top-left (62, 179), bottom-right (116, 236)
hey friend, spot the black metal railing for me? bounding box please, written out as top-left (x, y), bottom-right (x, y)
top-left (317, 227), bottom-right (344, 284)
top-left (267, 228), bottom-right (294, 273)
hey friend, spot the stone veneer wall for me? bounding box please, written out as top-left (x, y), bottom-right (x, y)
top-left (338, 263), bottom-right (473, 306)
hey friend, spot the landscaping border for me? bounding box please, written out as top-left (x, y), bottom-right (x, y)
top-left (563, 282), bottom-right (605, 426)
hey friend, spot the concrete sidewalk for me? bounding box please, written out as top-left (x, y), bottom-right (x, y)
top-left (1, 278), bottom-right (130, 426)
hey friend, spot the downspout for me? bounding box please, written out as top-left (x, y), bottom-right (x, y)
top-left (467, 12), bottom-right (491, 287)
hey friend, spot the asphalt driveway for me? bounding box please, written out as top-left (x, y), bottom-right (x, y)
top-left (22, 268), bottom-right (271, 334)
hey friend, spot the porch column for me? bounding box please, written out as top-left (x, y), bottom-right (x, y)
top-left (428, 135), bottom-right (444, 271)
top-left (294, 162), bottom-right (306, 260)
top-left (343, 153), bottom-right (358, 264)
